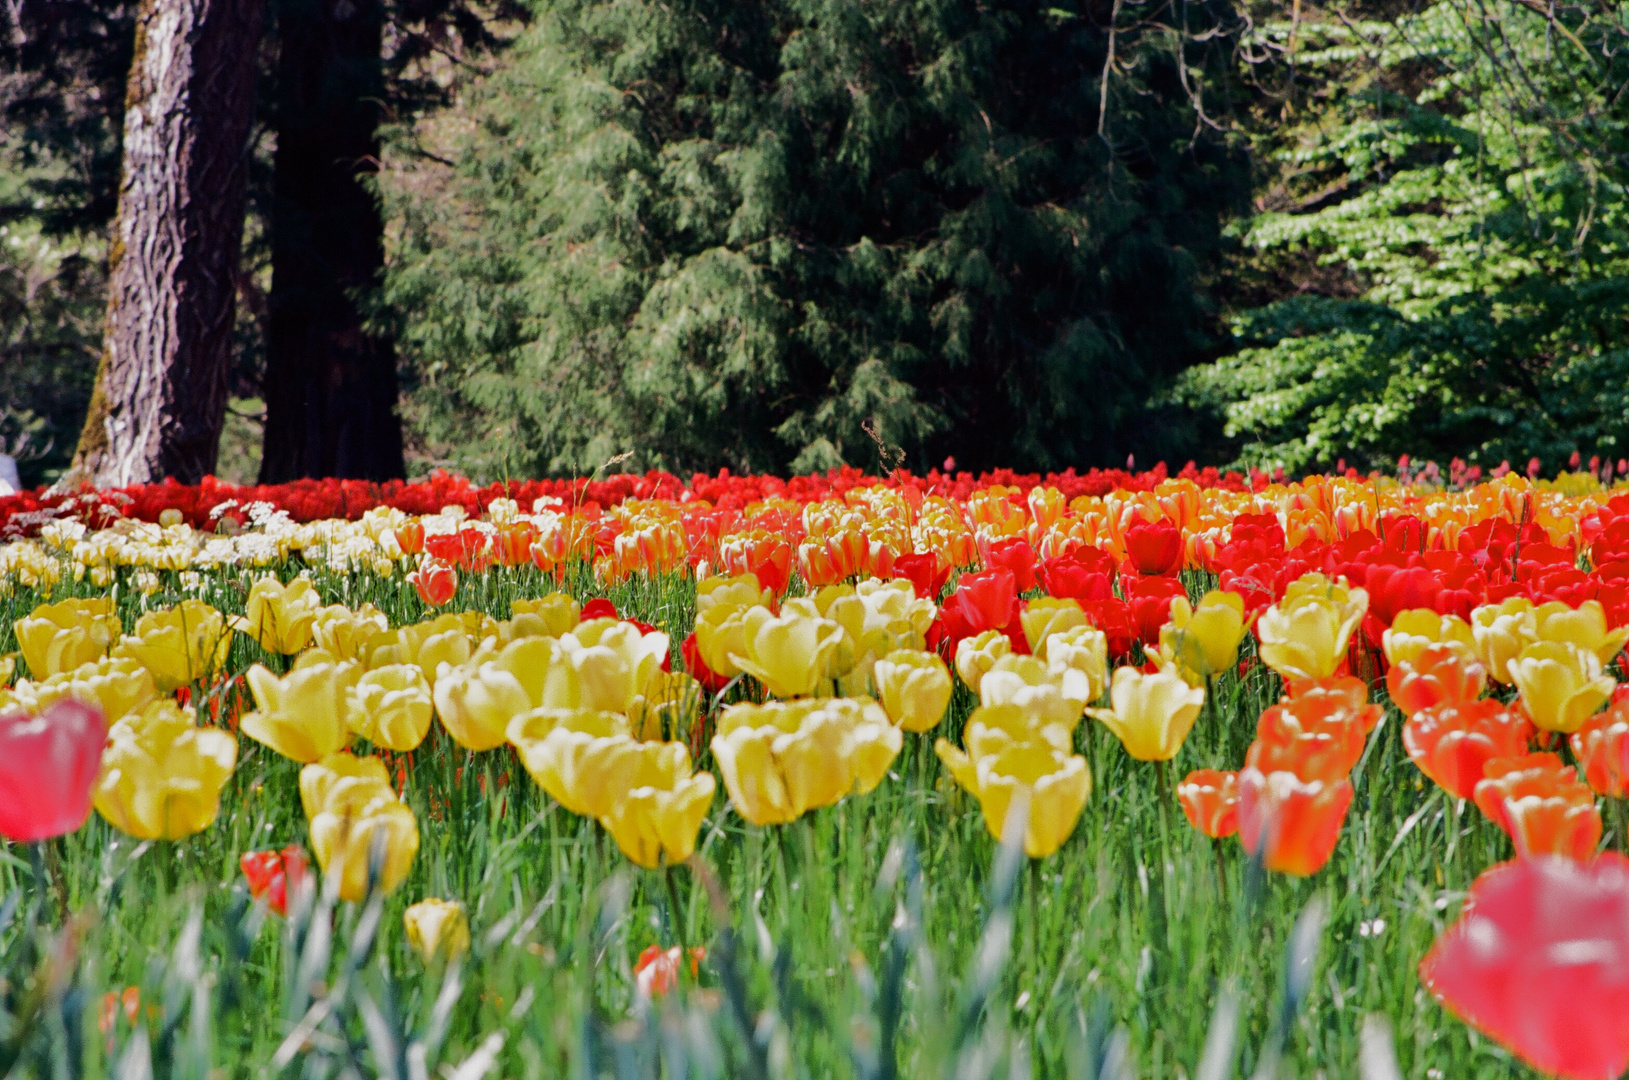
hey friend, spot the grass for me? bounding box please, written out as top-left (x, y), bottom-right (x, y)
top-left (0, 560), bottom-right (1544, 1079)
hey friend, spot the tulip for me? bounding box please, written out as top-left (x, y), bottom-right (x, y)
top-left (935, 737), bottom-right (1091, 857)
top-left (565, 618), bottom-right (670, 692)
top-left (635, 944), bottom-right (706, 998)
top-left (980, 654), bottom-right (1088, 728)
top-left (1418, 854), bottom-right (1629, 1080)
top-left (94, 700), bottom-right (238, 840)
top-left (30, 656), bottom-right (158, 725)
top-left (954, 629), bottom-right (1012, 696)
top-left (409, 560), bottom-right (457, 607)
top-left (1042, 624), bottom-right (1108, 705)
top-left (351, 665), bottom-right (434, 751)
top-left (1160, 590), bottom-right (1248, 679)
top-left (872, 649), bottom-right (953, 732)
top-left (629, 671), bottom-right (704, 743)
top-left (1533, 600), bottom-right (1629, 666)
top-left (958, 703), bottom-right (1076, 760)
top-left (1571, 699), bottom-right (1629, 797)
top-left (1020, 598), bottom-right (1087, 656)
top-left (1471, 597), bottom-right (1537, 684)
top-left (510, 592), bottom-right (582, 637)
top-left (597, 753), bottom-right (716, 868)
top-left (14, 597), bottom-right (121, 678)
top-left (1473, 753), bottom-right (1601, 860)
top-left (695, 574), bottom-right (773, 617)
top-left (234, 576), bottom-right (322, 655)
top-left (728, 610), bottom-right (846, 699)
top-left (1381, 609), bottom-right (1477, 669)
top-left (1403, 700), bottom-right (1534, 800)
top-left (1508, 640), bottom-right (1614, 734)
top-left (1255, 575), bottom-right (1368, 682)
top-left (1236, 766), bottom-right (1354, 876)
top-left (404, 899), bottom-right (471, 962)
top-left (1087, 665), bottom-right (1204, 761)
top-left (240, 662), bottom-right (354, 763)
top-left (693, 604), bottom-right (750, 680)
top-left (1386, 645), bottom-right (1487, 716)
top-left (311, 603), bottom-right (389, 662)
top-left (241, 846), bottom-right (308, 916)
top-left (710, 698), bottom-right (901, 826)
top-left (1245, 700), bottom-right (1367, 782)
top-left (115, 600), bottom-right (233, 692)
top-left (509, 709), bottom-right (673, 818)
top-left (941, 569), bottom-right (1020, 639)
top-left (0, 700), bottom-right (108, 842)
top-left (1124, 520), bottom-right (1183, 576)
top-left (372, 614), bottom-right (475, 685)
top-left (302, 752), bottom-right (418, 902)
top-left (1177, 769), bottom-right (1239, 838)
top-left (1280, 675), bottom-right (1383, 734)
top-left (433, 661), bottom-right (530, 751)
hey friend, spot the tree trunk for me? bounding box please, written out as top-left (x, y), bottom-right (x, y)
top-left (72, 0), bottom-right (266, 486)
top-left (257, 0), bottom-right (405, 483)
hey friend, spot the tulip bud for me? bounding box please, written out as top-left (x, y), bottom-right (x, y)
top-left (404, 899), bottom-right (471, 963)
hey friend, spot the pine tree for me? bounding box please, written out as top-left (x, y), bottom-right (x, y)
top-left (383, 0), bottom-right (1250, 478)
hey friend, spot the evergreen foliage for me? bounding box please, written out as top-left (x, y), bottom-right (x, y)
top-left (382, 0), bottom-right (1250, 478)
top-left (1178, 0), bottom-right (1629, 474)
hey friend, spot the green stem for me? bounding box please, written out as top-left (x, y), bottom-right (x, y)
top-left (665, 864), bottom-right (690, 980)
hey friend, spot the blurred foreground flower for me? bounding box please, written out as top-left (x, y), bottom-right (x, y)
top-left (1420, 854), bottom-right (1629, 1080)
top-left (635, 944), bottom-right (706, 998)
top-left (0, 699), bottom-right (108, 842)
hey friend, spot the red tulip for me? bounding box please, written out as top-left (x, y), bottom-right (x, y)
top-left (634, 943), bottom-right (706, 998)
top-left (1281, 675), bottom-right (1383, 734)
top-left (1178, 769), bottom-right (1239, 838)
top-left (980, 536), bottom-right (1037, 592)
top-left (943, 569), bottom-right (1020, 640)
top-left (1037, 552), bottom-right (1115, 603)
top-left (240, 845), bottom-right (309, 916)
top-left (581, 597), bottom-right (619, 621)
top-left (0, 700), bottom-right (108, 842)
top-left (1124, 521), bottom-right (1183, 576)
top-left (1404, 700), bottom-right (1534, 801)
top-left (892, 553), bottom-right (951, 601)
top-left (1420, 854), bottom-right (1629, 1080)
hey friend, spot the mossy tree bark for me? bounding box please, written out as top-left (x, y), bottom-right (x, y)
top-left (257, 0), bottom-right (405, 483)
top-left (72, 0), bottom-right (266, 486)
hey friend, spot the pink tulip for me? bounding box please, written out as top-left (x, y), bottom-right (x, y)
top-left (0, 700), bottom-right (109, 842)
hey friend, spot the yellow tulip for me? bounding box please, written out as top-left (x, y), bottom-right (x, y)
top-left (1533, 600), bottom-right (1629, 666)
top-left (539, 642), bottom-right (641, 715)
top-left (511, 592), bottom-right (581, 637)
top-left (695, 574), bottom-right (773, 617)
top-left (978, 654), bottom-right (1088, 727)
top-left (1381, 609), bottom-right (1477, 668)
top-left (1471, 597), bottom-right (1537, 685)
top-left (479, 635), bottom-right (559, 706)
top-left (935, 736), bottom-right (1090, 858)
top-left (240, 662), bottom-right (353, 762)
top-left (629, 671), bottom-right (703, 742)
top-left (693, 604), bottom-right (751, 679)
top-left (854, 579), bottom-right (936, 644)
top-left (1256, 575), bottom-right (1368, 681)
top-left (404, 899), bottom-right (471, 963)
top-left (1020, 598), bottom-right (1088, 656)
top-left (1508, 640), bottom-right (1615, 734)
top-left (872, 649), bottom-right (953, 732)
top-left (955, 629), bottom-right (1012, 695)
top-left (351, 665), bottom-right (434, 751)
top-left (371, 614), bottom-right (475, 683)
top-left (728, 610), bottom-right (846, 699)
top-left (710, 698), bottom-right (901, 825)
top-left (94, 699), bottom-right (238, 840)
top-left (569, 619), bottom-right (671, 688)
top-left (302, 752), bottom-right (418, 902)
top-left (959, 702), bottom-right (1076, 759)
top-left (1161, 591), bottom-right (1248, 678)
top-left (311, 603), bottom-right (389, 662)
top-left (1043, 625), bottom-right (1108, 705)
top-left (507, 708), bottom-right (635, 816)
top-left (234, 576), bottom-right (322, 655)
top-left (1087, 665), bottom-right (1205, 761)
top-left (115, 600), bottom-right (232, 692)
top-left (14, 597), bottom-right (121, 678)
top-left (433, 660), bottom-right (531, 751)
top-left (32, 656), bottom-right (158, 723)
top-left (600, 768), bottom-right (717, 868)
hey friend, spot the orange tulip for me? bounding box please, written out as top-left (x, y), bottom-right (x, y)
top-left (409, 560), bottom-right (457, 607)
top-left (1403, 700), bottom-right (1534, 801)
top-left (1236, 765), bottom-right (1353, 876)
top-left (1386, 645), bottom-right (1488, 717)
top-left (1281, 675), bottom-right (1383, 735)
top-left (1245, 701), bottom-right (1367, 782)
top-left (1177, 769), bottom-right (1239, 838)
top-left (1571, 698), bottom-right (1629, 798)
top-left (1473, 753), bottom-right (1601, 860)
